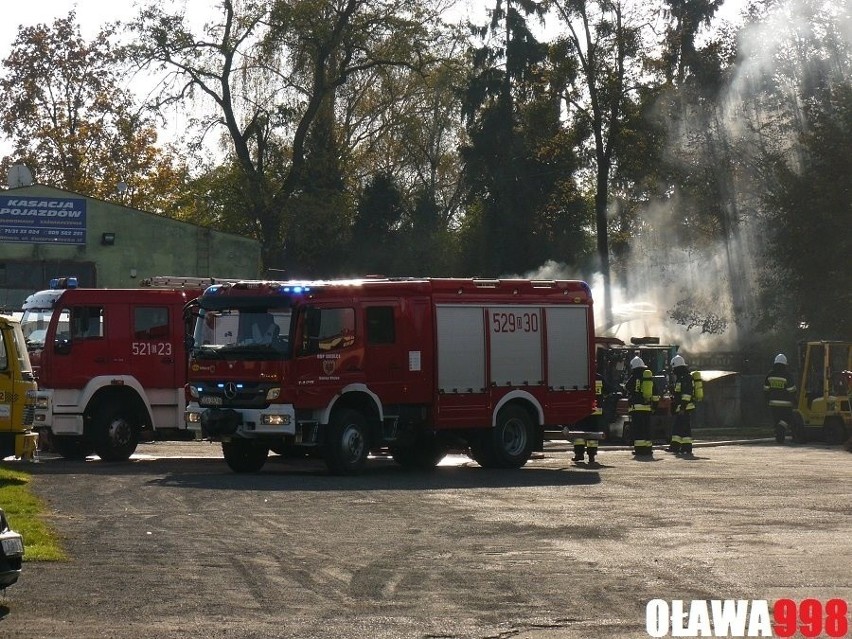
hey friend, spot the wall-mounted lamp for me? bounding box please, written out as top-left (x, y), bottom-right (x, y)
top-left (101, 232), bottom-right (116, 246)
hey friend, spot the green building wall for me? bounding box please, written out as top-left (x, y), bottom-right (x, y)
top-left (0, 184), bottom-right (261, 309)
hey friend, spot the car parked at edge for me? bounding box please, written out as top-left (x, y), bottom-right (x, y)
top-left (0, 507), bottom-right (24, 590)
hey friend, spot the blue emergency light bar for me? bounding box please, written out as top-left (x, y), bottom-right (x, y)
top-left (203, 283), bottom-right (310, 295)
top-left (49, 277), bottom-right (78, 290)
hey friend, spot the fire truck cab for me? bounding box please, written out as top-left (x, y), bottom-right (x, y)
top-left (185, 277), bottom-right (596, 474)
top-left (20, 276), bottom-right (204, 461)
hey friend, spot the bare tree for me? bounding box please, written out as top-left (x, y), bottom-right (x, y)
top-left (0, 12), bottom-right (186, 212)
top-left (549, 0), bottom-right (649, 326)
top-left (127, 0), bottom-right (446, 271)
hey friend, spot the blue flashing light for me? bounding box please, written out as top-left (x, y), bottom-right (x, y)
top-left (48, 276), bottom-right (78, 290)
top-left (215, 383), bottom-right (244, 390)
top-left (206, 285), bottom-right (223, 295)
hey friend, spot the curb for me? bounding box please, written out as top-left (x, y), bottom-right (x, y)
top-left (547, 438), bottom-right (778, 452)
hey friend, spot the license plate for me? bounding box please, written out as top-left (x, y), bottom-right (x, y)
top-left (2, 536), bottom-right (24, 556)
top-left (200, 396), bottom-right (223, 407)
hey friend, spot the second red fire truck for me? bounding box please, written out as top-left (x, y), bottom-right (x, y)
top-left (20, 276), bottom-right (212, 460)
top-left (184, 277), bottom-right (596, 474)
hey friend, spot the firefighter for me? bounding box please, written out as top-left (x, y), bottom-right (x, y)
top-left (242, 313), bottom-right (279, 345)
top-left (667, 355), bottom-right (695, 456)
top-left (764, 353), bottom-right (797, 441)
top-left (571, 372), bottom-right (606, 464)
top-left (628, 356), bottom-right (654, 457)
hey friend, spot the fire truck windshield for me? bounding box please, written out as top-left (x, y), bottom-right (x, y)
top-left (192, 308), bottom-right (292, 360)
top-left (20, 309), bottom-right (70, 350)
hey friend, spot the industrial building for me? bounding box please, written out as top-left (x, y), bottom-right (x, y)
top-left (0, 183), bottom-right (261, 310)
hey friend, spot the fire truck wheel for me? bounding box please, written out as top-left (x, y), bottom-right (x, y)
top-left (467, 437), bottom-right (492, 468)
top-left (391, 437), bottom-right (446, 470)
top-left (52, 435), bottom-right (93, 460)
top-left (222, 439), bottom-right (269, 473)
top-left (91, 404), bottom-right (141, 462)
top-left (477, 405), bottom-right (534, 469)
top-left (325, 409), bottom-right (369, 475)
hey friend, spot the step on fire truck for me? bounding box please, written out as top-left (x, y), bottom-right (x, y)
top-left (20, 276), bottom-right (223, 461)
top-left (184, 277), bottom-right (596, 474)
top-left (0, 314), bottom-right (38, 460)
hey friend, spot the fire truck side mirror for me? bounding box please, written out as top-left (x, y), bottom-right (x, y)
top-left (54, 338), bottom-right (72, 355)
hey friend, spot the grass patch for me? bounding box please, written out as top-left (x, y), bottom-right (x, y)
top-left (0, 464), bottom-right (67, 561)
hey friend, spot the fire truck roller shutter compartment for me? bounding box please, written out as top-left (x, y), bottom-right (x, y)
top-left (488, 306), bottom-right (544, 387)
top-left (436, 305), bottom-right (486, 393)
top-left (545, 306), bottom-right (590, 390)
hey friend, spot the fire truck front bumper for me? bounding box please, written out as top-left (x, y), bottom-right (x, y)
top-left (186, 404), bottom-right (297, 439)
top-left (199, 408), bottom-right (243, 437)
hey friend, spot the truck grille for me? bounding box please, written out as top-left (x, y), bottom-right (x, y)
top-left (198, 382), bottom-right (276, 409)
top-left (22, 405), bottom-right (35, 426)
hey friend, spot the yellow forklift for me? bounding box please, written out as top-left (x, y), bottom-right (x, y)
top-left (788, 341), bottom-right (852, 444)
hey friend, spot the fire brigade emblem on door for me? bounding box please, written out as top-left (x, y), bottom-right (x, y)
top-left (224, 382), bottom-right (238, 399)
top-left (323, 360), bottom-right (336, 376)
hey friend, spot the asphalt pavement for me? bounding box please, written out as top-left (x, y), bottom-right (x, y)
top-left (1, 439), bottom-right (850, 639)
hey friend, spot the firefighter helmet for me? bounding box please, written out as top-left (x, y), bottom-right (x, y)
top-left (774, 353), bottom-right (788, 366)
top-left (630, 356), bottom-right (646, 370)
top-left (671, 355), bottom-right (686, 368)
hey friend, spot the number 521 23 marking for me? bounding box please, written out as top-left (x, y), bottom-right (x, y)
top-left (131, 342), bottom-right (173, 356)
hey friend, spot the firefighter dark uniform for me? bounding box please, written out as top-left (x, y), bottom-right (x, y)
top-left (571, 373), bottom-right (605, 464)
top-left (668, 355), bottom-right (695, 456)
top-left (764, 353), bottom-right (796, 439)
top-left (628, 356), bottom-right (654, 457)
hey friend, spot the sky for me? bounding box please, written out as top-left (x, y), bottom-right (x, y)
top-left (2, 1), bottom-right (136, 48)
top-left (0, 1), bottom-right (217, 159)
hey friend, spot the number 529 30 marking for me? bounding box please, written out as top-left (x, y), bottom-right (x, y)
top-left (491, 312), bottom-right (539, 333)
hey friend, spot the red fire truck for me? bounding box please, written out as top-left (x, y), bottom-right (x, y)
top-left (20, 276), bottom-right (213, 461)
top-left (184, 277), bottom-right (596, 474)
